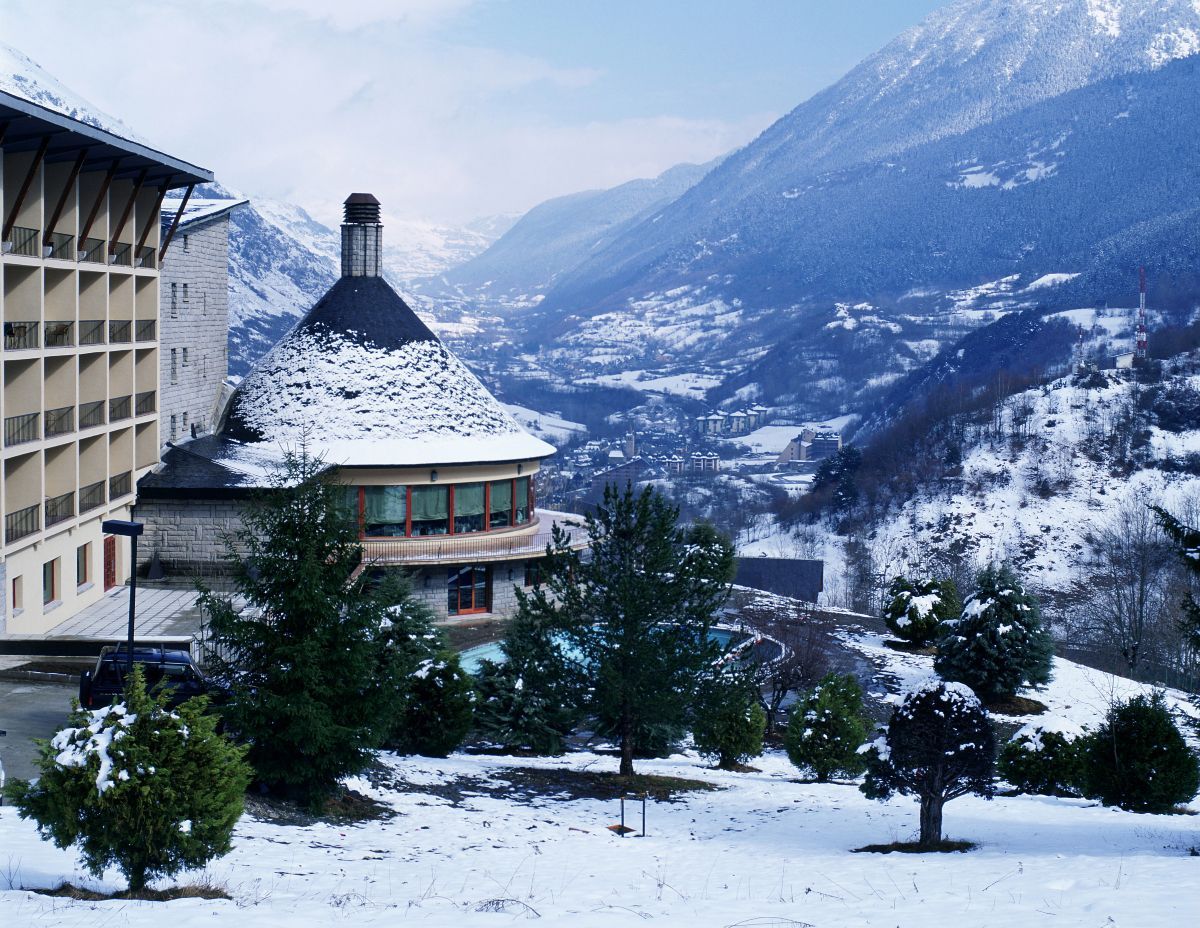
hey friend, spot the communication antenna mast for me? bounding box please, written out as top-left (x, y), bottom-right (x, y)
top-left (1135, 266), bottom-right (1149, 362)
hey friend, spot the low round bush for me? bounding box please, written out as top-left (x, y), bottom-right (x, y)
top-left (1080, 691), bottom-right (1200, 813)
top-left (388, 651), bottom-right (475, 758)
top-left (692, 669), bottom-right (766, 770)
top-left (998, 717), bottom-right (1086, 797)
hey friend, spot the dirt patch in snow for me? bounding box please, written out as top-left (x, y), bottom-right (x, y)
top-left (30, 880), bottom-right (231, 902)
top-left (244, 786), bottom-right (394, 826)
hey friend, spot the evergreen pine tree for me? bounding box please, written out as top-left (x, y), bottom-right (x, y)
top-left (861, 679), bottom-right (995, 847)
top-left (473, 598), bottom-right (584, 755)
top-left (388, 651), bottom-right (475, 758)
top-left (784, 672), bottom-right (870, 782)
top-left (544, 486), bottom-right (735, 776)
top-left (882, 576), bottom-right (959, 647)
top-left (1151, 506), bottom-right (1200, 655)
top-left (691, 665), bottom-right (766, 770)
top-left (197, 448), bottom-right (426, 806)
top-left (1080, 691), bottom-right (1200, 813)
top-left (9, 666), bottom-right (250, 893)
top-left (934, 564), bottom-right (1053, 704)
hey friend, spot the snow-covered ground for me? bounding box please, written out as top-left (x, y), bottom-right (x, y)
top-left (502, 403), bottom-right (587, 443)
top-left (3, 624), bottom-right (1199, 925)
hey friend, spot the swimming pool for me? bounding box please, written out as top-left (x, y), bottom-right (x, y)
top-left (458, 626), bottom-right (742, 675)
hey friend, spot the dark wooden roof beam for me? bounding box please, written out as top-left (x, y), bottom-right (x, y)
top-left (43, 148), bottom-right (87, 246)
top-left (158, 183), bottom-right (193, 261)
top-left (134, 184), bottom-right (170, 256)
top-left (2, 134), bottom-right (50, 240)
top-left (109, 167), bottom-right (147, 251)
top-left (78, 158), bottom-right (120, 248)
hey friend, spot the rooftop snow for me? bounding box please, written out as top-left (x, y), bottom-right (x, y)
top-left (226, 282), bottom-right (554, 467)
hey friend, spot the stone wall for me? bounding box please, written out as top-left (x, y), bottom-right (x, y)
top-left (133, 497), bottom-right (248, 577)
top-left (159, 214), bottom-right (231, 445)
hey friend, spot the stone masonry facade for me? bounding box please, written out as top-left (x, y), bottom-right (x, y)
top-left (159, 213), bottom-right (233, 446)
top-left (134, 497), bottom-right (247, 577)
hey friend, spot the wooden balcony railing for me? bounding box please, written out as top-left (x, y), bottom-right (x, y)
top-left (4, 412), bottom-right (39, 446)
top-left (45, 491), bottom-right (75, 528)
top-left (109, 394), bottom-right (132, 422)
top-left (44, 405), bottom-right (74, 438)
top-left (79, 400), bottom-right (106, 429)
top-left (5, 503), bottom-right (39, 544)
top-left (79, 479), bottom-right (106, 514)
top-left (109, 471), bottom-right (132, 500)
top-left (79, 319), bottom-right (106, 346)
top-left (3, 320), bottom-right (39, 351)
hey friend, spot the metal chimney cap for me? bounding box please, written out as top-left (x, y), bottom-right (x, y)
top-left (343, 192), bottom-right (381, 225)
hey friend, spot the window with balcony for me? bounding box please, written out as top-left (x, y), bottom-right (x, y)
top-left (489, 479), bottom-right (512, 529)
top-left (352, 475), bottom-right (536, 538)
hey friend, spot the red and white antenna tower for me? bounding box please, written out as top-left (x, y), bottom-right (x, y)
top-left (1136, 266), bottom-right (1148, 361)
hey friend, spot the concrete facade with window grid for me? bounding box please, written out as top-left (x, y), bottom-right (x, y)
top-left (0, 89), bottom-right (211, 635)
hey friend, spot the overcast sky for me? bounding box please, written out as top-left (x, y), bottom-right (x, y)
top-left (3, 0), bottom-right (946, 227)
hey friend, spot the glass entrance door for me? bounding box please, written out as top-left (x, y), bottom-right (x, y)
top-left (447, 564), bottom-right (490, 615)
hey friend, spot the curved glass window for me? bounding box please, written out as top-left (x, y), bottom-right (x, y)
top-left (514, 476), bottom-right (530, 525)
top-left (363, 486), bottom-right (407, 537)
top-left (410, 485), bottom-right (449, 535)
top-left (489, 479), bottom-right (512, 529)
top-left (454, 482), bottom-right (486, 534)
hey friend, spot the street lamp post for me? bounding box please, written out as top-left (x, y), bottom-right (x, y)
top-left (102, 519), bottom-right (144, 679)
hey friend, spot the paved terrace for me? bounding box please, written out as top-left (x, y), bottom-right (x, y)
top-left (0, 587), bottom-right (212, 655)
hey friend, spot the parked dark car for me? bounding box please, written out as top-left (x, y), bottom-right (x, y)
top-left (79, 645), bottom-right (214, 710)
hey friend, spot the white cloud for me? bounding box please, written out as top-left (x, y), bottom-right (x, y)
top-left (0, 0), bottom-right (770, 226)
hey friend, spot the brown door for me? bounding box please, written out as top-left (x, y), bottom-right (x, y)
top-left (103, 536), bottom-right (117, 590)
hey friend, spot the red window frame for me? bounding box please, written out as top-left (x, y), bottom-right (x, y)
top-left (355, 471), bottom-right (534, 539)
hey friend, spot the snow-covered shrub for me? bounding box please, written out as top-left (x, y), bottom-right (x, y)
top-left (388, 651), bottom-right (475, 758)
top-left (934, 564), bottom-right (1053, 704)
top-left (8, 665), bottom-right (249, 893)
top-left (998, 717), bottom-right (1086, 797)
top-left (1080, 691), bottom-right (1200, 813)
top-left (784, 672), bottom-right (870, 782)
top-left (861, 678), bottom-right (995, 847)
top-left (691, 667), bottom-right (766, 770)
top-left (882, 576), bottom-right (959, 646)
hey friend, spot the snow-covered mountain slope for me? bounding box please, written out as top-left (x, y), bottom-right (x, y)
top-left (427, 159), bottom-right (718, 302)
top-left (870, 366), bottom-right (1200, 597)
top-left (473, 1), bottom-right (1200, 418)
top-left (0, 41), bottom-right (146, 143)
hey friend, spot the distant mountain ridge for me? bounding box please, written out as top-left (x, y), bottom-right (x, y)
top-left (537, 0), bottom-right (1200, 318)
top-left (426, 159), bottom-right (719, 302)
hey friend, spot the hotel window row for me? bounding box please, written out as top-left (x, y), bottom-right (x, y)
top-left (347, 476), bottom-right (533, 538)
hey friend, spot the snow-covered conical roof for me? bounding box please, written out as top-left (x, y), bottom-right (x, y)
top-left (223, 195), bottom-right (554, 468)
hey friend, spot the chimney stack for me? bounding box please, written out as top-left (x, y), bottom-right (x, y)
top-left (341, 192), bottom-right (382, 277)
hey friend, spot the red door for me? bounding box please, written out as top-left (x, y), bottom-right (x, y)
top-left (103, 536), bottom-right (117, 590)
